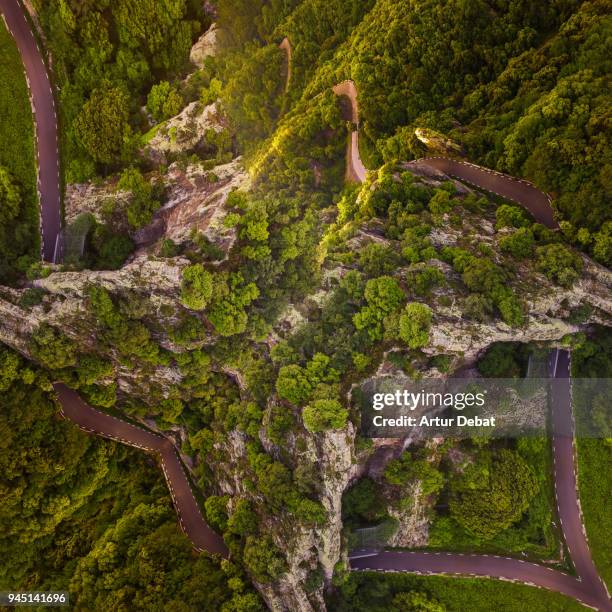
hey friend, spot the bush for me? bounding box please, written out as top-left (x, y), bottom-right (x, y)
top-left (499, 227), bottom-right (534, 258)
top-left (146, 81), bottom-right (183, 122)
top-left (204, 495), bottom-right (229, 532)
top-left (392, 591), bottom-right (444, 612)
top-left (160, 238), bottom-right (179, 258)
top-left (303, 399), bottom-right (348, 433)
top-left (74, 88), bottom-right (131, 165)
top-left (207, 273), bottom-right (259, 336)
top-left (384, 453), bottom-right (444, 496)
top-left (19, 288), bottom-right (46, 308)
top-left (276, 364), bottom-right (313, 405)
top-left (477, 342), bottom-right (527, 378)
top-left (117, 167), bottom-right (161, 229)
top-left (428, 189), bottom-right (454, 215)
top-left (398, 303), bottom-right (432, 349)
top-left (243, 536), bottom-right (286, 583)
top-left (410, 266), bottom-right (445, 296)
top-left (90, 225), bottom-right (134, 270)
top-left (342, 478), bottom-right (386, 523)
top-left (358, 243), bottom-right (400, 277)
top-left (495, 204), bottom-right (530, 229)
top-left (353, 276), bottom-right (405, 341)
top-left (535, 243), bottom-right (583, 287)
top-left (461, 293), bottom-right (492, 322)
top-left (180, 264), bottom-right (213, 310)
top-left (450, 449), bottom-right (539, 540)
top-left (30, 324), bottom-right (77, 370)
top-left (0, 165), bottom-right (20, 224)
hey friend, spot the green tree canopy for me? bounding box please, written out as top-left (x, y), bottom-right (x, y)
top-left (147, 81), bottom-right (183, 122)
top-left (399, 302), bottom-right (432, 349)
top-left (449, 449), bottom-right (539, 540)
top-left (74, 88), bottom-right (131, 165)
top-left (302, 399), bottom-right (348, 433)
top-left (0, 166), bottom-right (20, 225)
top-left (180, 264), bottom-right (213, 310)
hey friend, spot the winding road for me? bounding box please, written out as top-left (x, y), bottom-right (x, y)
top-left (332, 80), bottom-right (368, 183)
top-left (350, 349), bottom-right (611, 611)
top-left (331, 81), bottom-right (610, 609)
top-left (54, 384), bottom-right (229, 558)
top-left (1, 0), bottom-right (61, 262)
top-left (332, 80), bottom-right (558, 228)
top-left (7, 18), bottom-right (608, 606)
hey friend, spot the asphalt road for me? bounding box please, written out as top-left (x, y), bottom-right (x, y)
top-left (279, 37), bottom-right (292, 92)
top-left (332, 79), bottom-right (558, 228)
top-left (408, 157), bottom-right (559, 229)
top-left (549, 349), bottom-right (610, 607)
top-left (350, 551), bottom-right (602, 609)
top-left (0, 0), bottom-right (61, 262)
top-left (350, 350), bottom-right (611, 611)
top-left (54, 384), bottom-right (229, 558)
top-left (332, 80), bottom-right (367, 183)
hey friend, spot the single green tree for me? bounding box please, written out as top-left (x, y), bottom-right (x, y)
top-left (147, 81), bottom-right (183, 122)
top-left (399, 303), bottom-right (432, 349)
top-left (74, 88), bottom-right (131, 164)
top-left (180, 264), bottom-right (213, 310)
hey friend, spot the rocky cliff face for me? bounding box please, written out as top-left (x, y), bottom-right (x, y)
top-left (147, 158), bottom-right (248, 253)
top-left (0, 256), bottom-right (189, 398)
top-left (190, 22), bottom-right (218, 67)
top-left (144, 101), bottom-right (228, 165)
top-left (426, 256), bottom-right (611, 362)
top-left (249, 424), bottom-right (357, 612)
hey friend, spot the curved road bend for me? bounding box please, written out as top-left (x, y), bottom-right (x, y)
top-left (550, 349), bottom-right (610, 606)
top-left (331, 79), bottom-right (557, 228)
top-left (332, 80), bottom-right (367, 183)
top-left (351, 349), bottom-right (611, 611)
top-left (54, 383), bottom-right (229, 559)
top-left (408, 157), bottom-right (558, 230)
top-left (0, 0), bottom-right (61, 262)
top-left (279, 37), bottom-right (292, 92)
top-left (350, 551), bottom-right (602, 610)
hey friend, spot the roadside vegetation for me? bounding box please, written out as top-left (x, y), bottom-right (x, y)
top-left (572, 328), bottom-right (612, 590)
top-left (33, 0), bottom-right (208, 181)
top-left (0, 21), bottom-right (38, 281)
top-left (0, 345), bottom-right (262, 609)
top-left (329, 572), bottom-right (585, 611)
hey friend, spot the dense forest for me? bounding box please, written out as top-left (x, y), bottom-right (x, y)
top-left (33, 0), bottom-right (209, 181)
top-left (217, 0), bottom-right (611, 266)
top-left (0, 346), bottom-right (261, 609)
top-left (1, 0), bottom-right (610, 610)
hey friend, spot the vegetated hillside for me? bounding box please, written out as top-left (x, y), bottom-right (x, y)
top-left (218, 0), bottom-right (611, 266)
top-left (0, 346), bottom-right (262, 610)
top-left (34, 0), bottom-right (209, 182)
top-left (2, 1), bottom-right (611, 610)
